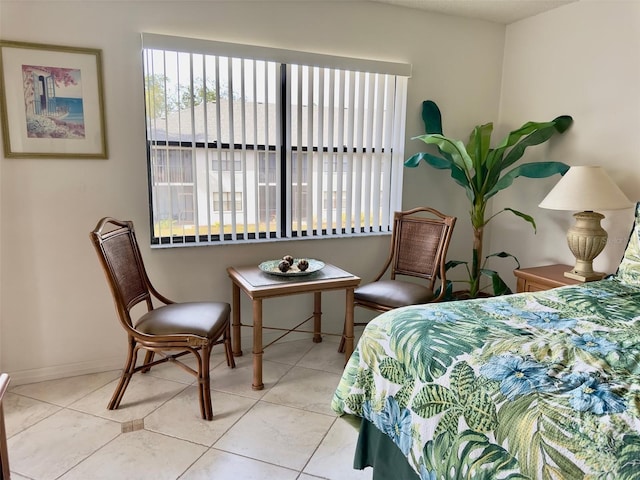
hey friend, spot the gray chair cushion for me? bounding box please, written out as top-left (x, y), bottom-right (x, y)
top-left (135, 301), bottom-right (230, 339)
top-left (355, 280), bottom-right (435, 309)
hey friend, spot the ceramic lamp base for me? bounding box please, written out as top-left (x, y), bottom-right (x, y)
top-left (564, 269), bottom-right (606, 282)
top-left (564, 211), bottom-right (607, 282)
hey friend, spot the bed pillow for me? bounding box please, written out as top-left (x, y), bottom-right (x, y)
top-left (615, 201), bottom-right (640, 284)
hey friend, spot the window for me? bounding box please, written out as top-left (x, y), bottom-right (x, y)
top-left (142, 34), bottom-right (411, 245)
top-left (213, 192), bottom-right (243, 213)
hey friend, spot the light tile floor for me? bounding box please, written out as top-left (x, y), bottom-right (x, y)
top-left (4, 337), bottom-right (373, 480)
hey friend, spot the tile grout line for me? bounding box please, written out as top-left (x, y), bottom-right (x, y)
top-left (7, 339), bottom-right (361, 480)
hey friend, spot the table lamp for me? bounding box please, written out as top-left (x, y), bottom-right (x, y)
top-left (539, 165), bottom-right (632, 281)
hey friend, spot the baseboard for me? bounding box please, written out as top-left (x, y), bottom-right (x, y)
top-left (7, 356), bottom-right (123, 386)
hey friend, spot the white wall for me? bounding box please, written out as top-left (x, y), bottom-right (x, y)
top-left (491, 1), bottom-right (640, 286)
top-left (0, 1), bottom-right (505, 382)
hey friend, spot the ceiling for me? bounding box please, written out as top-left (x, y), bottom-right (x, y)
top-left (366, 0), bottom-right (578, 24)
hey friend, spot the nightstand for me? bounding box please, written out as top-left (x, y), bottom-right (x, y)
top-left (513, 264), bottom-right (583, 293)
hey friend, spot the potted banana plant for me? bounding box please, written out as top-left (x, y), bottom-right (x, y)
top-left (405, 100), bottom-right (573, 298)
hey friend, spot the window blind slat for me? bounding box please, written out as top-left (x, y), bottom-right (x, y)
top-left (187, 53), bottom-right (201, 242)
top-left (363, 72), bottom-right (375, 233)
top-left (315, 68), bottom-right (325, 236)
top-left (325, 68), bottom-right (335, 237)
top-left (371, 73), bottom-right (385, 231)
top-left (283, 64), bottom-right (291, 239)
top-left (214, 56), bottom-right (225, 242)
top-left (201, 55), bottom-right (213, 240)
top-left (380, 75), bottom-right (394, 231)
top-left (239, 59), bottom-right (248, 239)
top-left (264, 62), bottom-right (275, 238)
top-left (345, 72), bottom-right (356, 234)
top-left (251, 60), bottom-right (260, 239)
top-left (295, 66), bottom-right (304, 237)
top-left (227, 57), bottom-right (237, 241)
top-left (390, 76), bottom-right (408, 221)
top-left (305, 66), bottom-right (314, 237)
top-left (336, 70), bottom-right (345, 234)
top-left (354, 72), bottom-right (366, 233)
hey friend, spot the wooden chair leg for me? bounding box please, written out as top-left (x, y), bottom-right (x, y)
top-left (224, 325), bottom-right (236, 369)
top-left (109, 339), bottom-right (138, 410)
top-left (198, 346), bottom-right (213, 421)
top-left (141, 350), bottom-right (155, 373)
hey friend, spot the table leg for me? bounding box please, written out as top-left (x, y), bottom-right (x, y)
top-left (313, 291), bottom-right (322, 343)
top-left (231, 282), bottom-right (243, 357)
top-left (344, 287), bottom-right (355, 363)
top-left (252, 298), bottom-right (264, 390)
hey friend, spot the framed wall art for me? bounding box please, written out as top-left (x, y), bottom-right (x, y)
top-left (0, 40), bottom-right (107, 158)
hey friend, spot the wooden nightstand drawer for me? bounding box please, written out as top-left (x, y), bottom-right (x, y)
top-left (514, 264), bottom-right (583, 293)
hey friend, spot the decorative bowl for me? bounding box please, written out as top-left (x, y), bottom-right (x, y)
top-left (258, 259), bottom-right (325, 276)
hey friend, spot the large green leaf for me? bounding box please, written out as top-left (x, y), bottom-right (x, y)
top-left (394, 377), bottom-right (415, 410)
top-left (357, 324), bottom-right (388, 369)
top-left (465, 389), bottom-right (498, 433)
top-left (434, 410), bottom-right (461, 441)
top-left (413, 383), bottom-right (458, 418)
top-left (467, 123), bottom-right (493, 191)
top-left (356, 366), bottom-right (376, 399)
top-left (413, 134), bottom-right (473, 176)
top-left (503, 207), bottom-right (537, 232)
top-left (424, 430), bottom-right (528, 479)
top-left (419, 100), bottom-right (459, 165)
top-left (540, 439), bottom-right (585, 479)
top-left (404, 151), bottom-right (449, 169)
top-left (450, 361), bottom-right (476, 402)
top-left (553, 115), bottom-right (573, 133)
top-left (405, 149), bottom-right (471, 195)
top-left (617, 434), bottom-right (640, 479)
top-left (488, 120), bottom-right (556, 169)
top-left (496, 394), bottom-right (585, 479)
top-left (344, 393), bottom-right (366, 416)
top-left (499, 120), bottom-right (572, 172)
top-left (480, 268), bottom-right (513, 296)
top-left (390, 313), bottom-right (485, 383)
top-left (483, 117), bottom-right (571, 194)
top-left (413, 362), bottom-right (498, 434)
top-left (486, 161), bottom-right (570, 199)
top-left (484, 120), bottom-right (551, 173)
top-left (332, 354), bottom-right (361, 411)
top-left (411, 133), bottom-right (474, 200)
top-left (421, 99), bottom-right (444, 134)
top-left (378, 357), bottom-right (406, 384)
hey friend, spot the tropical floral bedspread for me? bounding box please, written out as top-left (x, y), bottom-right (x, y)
top-left (332, 278), bottom-right (640, 479)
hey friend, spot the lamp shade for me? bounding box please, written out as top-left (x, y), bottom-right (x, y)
top-left (539, 166), bottom-right (632, 211)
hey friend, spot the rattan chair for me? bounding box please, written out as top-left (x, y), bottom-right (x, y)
top-left (0, 373), bottom-right (10, 480)
top-left (90, 218), bottom-right (235, 420)
top-left (339, 207), bottom-right (456, 352)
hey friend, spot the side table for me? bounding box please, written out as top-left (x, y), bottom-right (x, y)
top-left (514, 264), bottom-right (583, 293)
top-left (227, 263), bottom-right (360, 390)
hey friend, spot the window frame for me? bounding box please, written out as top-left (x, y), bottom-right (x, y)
top-left (142, 34), bottom-right (411, 247)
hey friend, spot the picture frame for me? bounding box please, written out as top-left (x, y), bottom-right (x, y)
top-left (0, 40), bottom-right (107, 159)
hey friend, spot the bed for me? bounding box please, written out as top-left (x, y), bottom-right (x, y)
top-left (331, 205), bottom-right (640, 480)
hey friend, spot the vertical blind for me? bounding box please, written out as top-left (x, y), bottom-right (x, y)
top-left (141, 33), bottom-right (411, 245)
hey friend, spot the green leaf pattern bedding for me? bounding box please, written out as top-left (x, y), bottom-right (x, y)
top-left (331, 278), bottom-right (640, 479)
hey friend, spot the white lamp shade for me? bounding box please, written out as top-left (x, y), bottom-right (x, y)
top-left (539, 166), bottom-right (632, 212)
